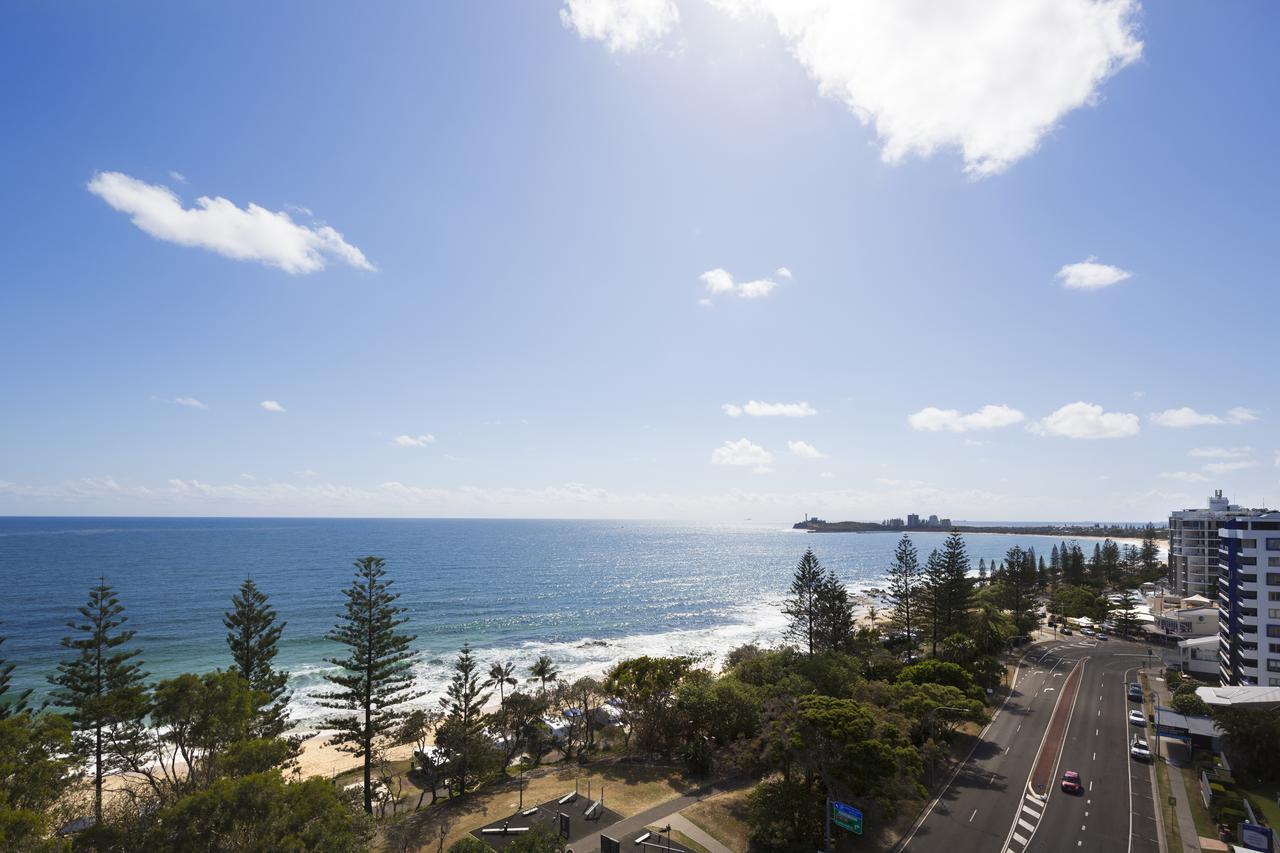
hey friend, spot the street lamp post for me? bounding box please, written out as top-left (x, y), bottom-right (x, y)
top-left (660, 823), bottom-right (672, 851)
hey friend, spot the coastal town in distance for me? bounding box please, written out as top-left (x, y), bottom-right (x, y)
top-left (4, 2), bottom-right (1279, 852)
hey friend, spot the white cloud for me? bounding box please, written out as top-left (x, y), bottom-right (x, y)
top-left (1189, 446), bottom-right (1252, 459)
top-left (1160, 471), bottom-right (1207, 483)
top-left (908, 404), bottom-right (1024, 433)
top-left (710, 438), bottom-right (774, 467)
top-left (775, 267), bottom-right (793, 279)
top-left (820, 471), bottom-right (834, 479)
top-left (1056, 256), bottom-right (1132, 290)
top-left (260, 400), bottom-right (286, 413)
top-left (87, 171), bottom-right (375, 274)
top-left (240, 473), bottom-right (257, 481)
top-left (168, 170), bottom-right (186, 184)
top-left (295, 469), bottom-right (319, 478)
top-left (700, 268), bottom-right (736, 294)
top-left (699, 267), bottom-right (784, 301)
top-left (963, 439), bottom-right (984, 447)
top-left (788, 440), bottom-right (825, 459)
top-left (736, 279), bottom-right (776, 299)
top-left (1029, 401), bottom-right (1139, 439)
top-left (1203, 460), bottom-right (1257, 475)
top-left (708, 0), bottom-right (1142, 177)
top-left (393, 434), bottom-right (437, 447)
top-left (724, 400), bottom-right (817, 418)
top-left (1150, 407), bottom-right (1258, 428)
top-left (560, 0), bottom-right (679, 53)
top-left (698, 297), bottom-right (713, 308)
top-left (173, 396), bottom-right (207, 409)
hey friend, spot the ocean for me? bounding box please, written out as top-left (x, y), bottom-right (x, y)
top-left (0, 517), bottom-right (1137, 731)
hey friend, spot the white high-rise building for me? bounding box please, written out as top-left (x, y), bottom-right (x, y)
top-left (1169, 491), bottom-right (1264, 598)
top-left (1217, 513), bottom-right (1280, 686)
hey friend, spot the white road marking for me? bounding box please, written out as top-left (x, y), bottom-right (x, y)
top-left (1022, 804), bottom-right (1041, 819)
top-left (969, 809), bottom-right (978, 823)
top-left (1013, 832), bottom-right (1028, 844)
top-left (1018, 818), bottom-right (1034, 832)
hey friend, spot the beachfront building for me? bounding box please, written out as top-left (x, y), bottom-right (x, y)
top-left (1217, 512), bottom-right (1280, 686)
top-left (1169, 491), bottom-right (1264, 598)
top-left (1156, 600), bottom-right (1218, 637)
top-left (1178, 636), bottom-right (1222, 680)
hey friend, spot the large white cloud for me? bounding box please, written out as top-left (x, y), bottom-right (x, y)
top-left (709, 0), bottom-right (1142, 176)
top-left (560, 0), bottom-right (679, 53)
top-left (710, 438), bottom-right (774, 469)
top-left (87, 171), bottom-right (375, 275)
top-left (1029, 401), bottom-right (1139, 439)
top-left (908, 404), bottom-right (1024, 433)
top-left (723, 400), bottom-right (816, 418)
top-left (1150, 407), bottom-right (1258, 428)
top-left (788, 440), bottom-right (825, 459)
top-left (1056, 257), bottom-right (1133, 289)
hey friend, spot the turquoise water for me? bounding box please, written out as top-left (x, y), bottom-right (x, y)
top-left (0, 517), bottom-right (1125, 730)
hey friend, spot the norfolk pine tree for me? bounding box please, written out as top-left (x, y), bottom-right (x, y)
top-left (886, 535), bottom-right (921, 649)
top-left (48, 579), bottom-right (149, 824)
top-left (438, 643), bottom-right (494, 793)
top-left (320, 557), bottom-right (422, 814)
top-left (223, 577), bottom-right (291, 740)
top-left (783, 548), bottom-right (826, 655)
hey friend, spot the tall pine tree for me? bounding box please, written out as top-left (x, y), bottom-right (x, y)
top-left (223, 577), bottom-right (291, 739)
top-left (319, 557), bottom-right (422, 814)
top-left (437, 643), bottom-right (494, 794)
top-left (782, 548), bottom-right (826, 655)
top-left (48, 579), bottom-right (149, 823)
top-left (886, 535), bottom-right (921, 646)
top-left (814, 570), bottom-right (855, 653)
top-left (923, 532), bottom-right (973, 655)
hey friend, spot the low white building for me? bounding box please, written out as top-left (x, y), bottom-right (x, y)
top-left (1177, 636), bottom-right (1221, 680)
top-left (1157, 605), bottom-right (1219, 637)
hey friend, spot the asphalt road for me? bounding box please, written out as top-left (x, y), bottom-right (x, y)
top-left (900, 636), bottom-right (1163, 853)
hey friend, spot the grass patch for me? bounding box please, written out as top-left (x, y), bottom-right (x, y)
top-left (657, 827), bottom-right (711, 853)
top-left (1236, 780), bottom-right (1280, 829)
top-left (1140, 673), bottom-right (1182, 851)
top-left (681, 788), bottom-right (751, 852)
top-left (1177, 764), bottom-right (1216, 840)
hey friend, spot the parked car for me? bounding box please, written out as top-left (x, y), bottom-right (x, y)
top-left (1061, 627), bottom-right (1073, 635)
top-left (1130, 736), bottom-right (1152, 761)
top-left (1082, 628), bottom-right (1095, 636)
top-left (1061, 770), bottom-right (1082, 794)
top-left (1129, 710), bottom-right (1146, 726)
top-left (1095, 632), bottom-right (1108, 641)
top-left (1127, 682), bottom-right (1143, 700)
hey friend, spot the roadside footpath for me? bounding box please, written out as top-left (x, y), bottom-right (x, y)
top-left (1144, 664), bottom-right (1204, 852)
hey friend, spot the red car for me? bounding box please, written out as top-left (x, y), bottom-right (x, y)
top-left (1061, 771), bottom-right (1082, 794)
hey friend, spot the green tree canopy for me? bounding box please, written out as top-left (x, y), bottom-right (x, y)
top-left (48, 579), bottom-right (149, 824)
top-left (319, 556), bottom-right (422, 814)
top-left (223, 578), bottom-right (291, 740)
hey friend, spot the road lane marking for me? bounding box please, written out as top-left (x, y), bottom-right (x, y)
top-left (969, 809), bottom-right (977, 823)
top-left (1022, 804), bottom-right (1041, 819)
top-left (1013, 832), bottom-right (1027, 844)
top-left (1018, 818), bottom-right (1034, 832)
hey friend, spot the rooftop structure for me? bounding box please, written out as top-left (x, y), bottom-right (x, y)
top-left (1168, 490), bottom-right (1266, 598)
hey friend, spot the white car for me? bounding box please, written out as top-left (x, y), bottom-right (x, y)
top-left (1082, 628), bottom-right (1095, 636)
top-left (1130, 736), bottom-right (1152, 761)
top-left (1129, 710), bottom-right (1146, 726)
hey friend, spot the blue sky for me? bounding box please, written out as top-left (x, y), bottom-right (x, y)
top-left (1, 1), bottom-right (1277, 521)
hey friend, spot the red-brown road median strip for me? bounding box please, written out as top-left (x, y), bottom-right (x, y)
top-left (1029, 659), bottom-right (1084, 797)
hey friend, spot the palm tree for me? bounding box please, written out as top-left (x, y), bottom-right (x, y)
top-left (529, 655), bottom-right (559, 694)
top-left (486, 661), bottom-right (517, 710)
